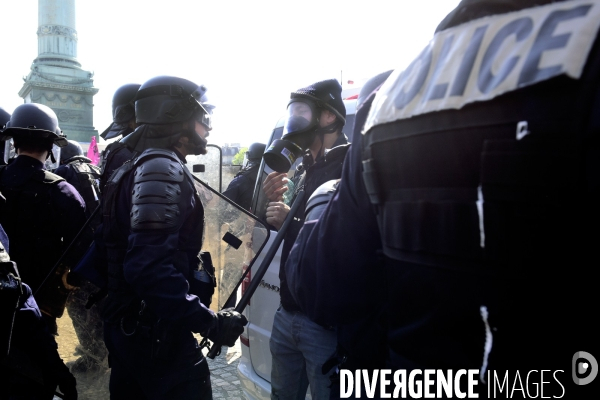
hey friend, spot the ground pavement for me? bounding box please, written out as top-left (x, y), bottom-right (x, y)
top-left (55, 309), bottom-right (246, 399)
top-left (204, 340), bottom-right (245, 399)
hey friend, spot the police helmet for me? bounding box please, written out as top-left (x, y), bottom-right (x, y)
top-left (246, 142), bottom-right (266, 161)
top-left (134, 76), bottom-right (211, 128)
top-left (121, 76), bottom-right (213, 155)
top-left (101, 83), bottom-right (141, 140)
top-left (60, 140), bottom-right (84, 164)
top-left (0, 107), bottom-right (10, 129)
top-left (0, 103), bottom-right (68, 148)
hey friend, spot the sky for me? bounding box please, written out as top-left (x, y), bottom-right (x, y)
top-left (0, 0), bottom-right (461, 147)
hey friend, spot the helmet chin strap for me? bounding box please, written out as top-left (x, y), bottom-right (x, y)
top-left (315, 119), bottom-right (341, 136)
top-left (45, 143), bottom-right (56, 163)
top-left (177, 126), bottom-right (208, 156)
top-left (183, 141), bottom-right (207, 155)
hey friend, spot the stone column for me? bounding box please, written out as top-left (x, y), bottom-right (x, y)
top-left (19, 0), bottom-right (99, 144)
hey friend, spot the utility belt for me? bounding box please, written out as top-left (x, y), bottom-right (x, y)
top-left (118, 300), bottom-right (174, 362)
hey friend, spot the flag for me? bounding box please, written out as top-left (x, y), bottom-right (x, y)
top-left (87, 135), bottom-right (100, 165)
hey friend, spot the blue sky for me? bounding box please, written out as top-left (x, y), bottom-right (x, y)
top-left (0, 0), bottom-right (460, 147)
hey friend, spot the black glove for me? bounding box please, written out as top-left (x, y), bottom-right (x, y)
top-left (211, 308), bottom-right (248, 347)
top-left (57, 368), bottom-right (78, 400)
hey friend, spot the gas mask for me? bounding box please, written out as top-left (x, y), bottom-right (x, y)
top-left (263, 99), bottom-right (320, 173)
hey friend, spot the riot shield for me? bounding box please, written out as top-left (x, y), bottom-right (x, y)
top-left (186, 144), bottom-right (223, 192)
top-left (190, 173), bottom-right (269, 312)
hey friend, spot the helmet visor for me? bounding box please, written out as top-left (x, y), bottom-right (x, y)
top-left (3, 139), bottom-right (16, 165)
top-left (44, 144), bottom-right (61, 171)
top-left (195, 109), bottom-right (212, 131)
top-left (191, 86), bottom-right (213, 130)
top-left (282, 101), bottom-right (316, 137)
top-left (2, 139), bottom-right (61, 169)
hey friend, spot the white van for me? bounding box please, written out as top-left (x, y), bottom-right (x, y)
top-left (237, 98), bottom-right (357, 399)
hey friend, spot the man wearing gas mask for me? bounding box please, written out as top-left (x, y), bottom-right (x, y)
top-left (0, 103), bottom-right (87, 336)
top-left (262, 79), bottom-right (349, 399)
top-left (98, 76), bottom-right (246, 399)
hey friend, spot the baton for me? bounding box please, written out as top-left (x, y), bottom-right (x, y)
top-left (207, 190), bottom-right (305, 359)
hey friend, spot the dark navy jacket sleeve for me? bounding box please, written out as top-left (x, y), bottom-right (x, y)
top-left (285, 103), bottom-right (383, 327)
top-left (54, 181), bottom-right (87, 237)
top-left (123, 174), bottom-right (216, 333)
top-left (222, 176), bottom-right (243, 204)
top-left (52, 181), bottom-right (89, 267)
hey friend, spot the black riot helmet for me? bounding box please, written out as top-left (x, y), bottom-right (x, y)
top-left (135, 75), bottom-right (211, 127)
top-left (263, 79), bottom-right (346, 173)
top-left (0, 103), bottom-right (67, 166)
top-left (100, 83), bottom-right (141, 140)
top-left (0, 103), bottom-right (68, 151)
top-left (0, 107), bottom-right (10, 129)
top-left (246, 142), bottom-right (266, 161)
top-left (122, 76), bottom-right (213, 155)
top-left (60, 140), bottom-right (84, 164)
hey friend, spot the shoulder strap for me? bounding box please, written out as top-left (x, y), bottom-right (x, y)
top-left (39, 170), bottom-right (65, 185)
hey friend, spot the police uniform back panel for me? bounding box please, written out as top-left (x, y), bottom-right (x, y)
top-left (362, 0), bottom-right (600, 377)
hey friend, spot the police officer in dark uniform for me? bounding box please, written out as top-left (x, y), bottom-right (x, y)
top-left (55, 139), bottom-right (102, 218)
top-left (99, 75), bottom-right (247, 399)
top-left (0, 221), bottom-right (77, 400)
top-left (261, 79), bottom-right (349, 399)
top-left (53, 139), bottom-right (107, 373)
top-left (98, 83), bottom-right (140, 192)
top-left (0, 103), bottom-right (87, 336)
top-left (286, 0), bottom-right (599, 397)
top-left (222, 142), bottom-right (266, 211)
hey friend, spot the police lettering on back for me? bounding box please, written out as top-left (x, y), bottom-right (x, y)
top-left (367, 0), bottom-right (600, 129)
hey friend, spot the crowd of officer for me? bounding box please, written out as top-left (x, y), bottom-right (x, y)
top-left (2, 1), bottom-right (599, 399)
top-left (0, 76), bottom-right (247, 399)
